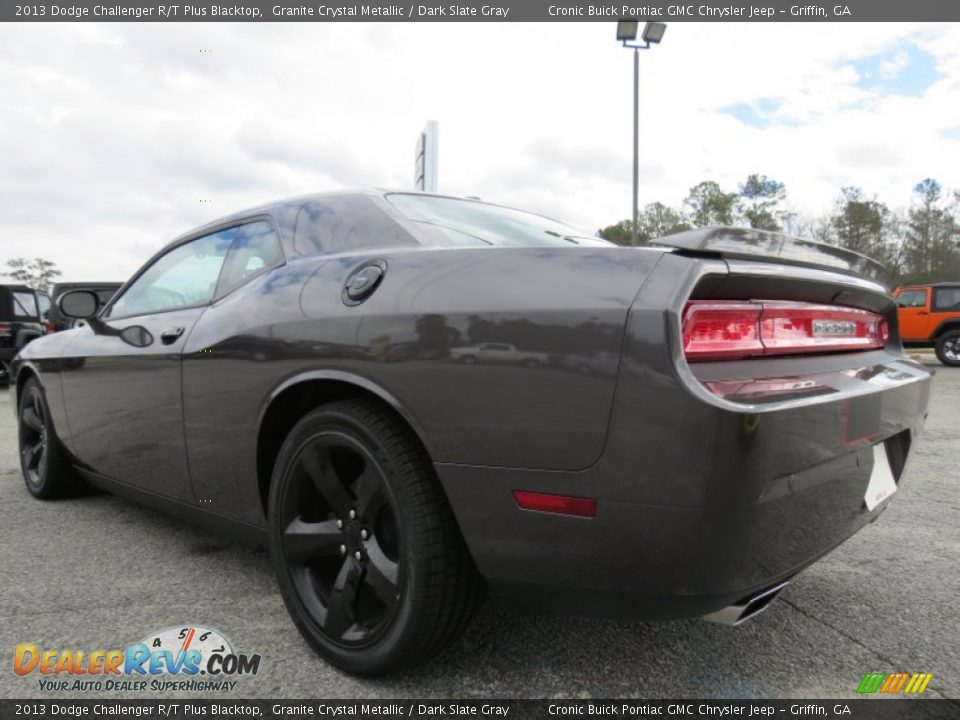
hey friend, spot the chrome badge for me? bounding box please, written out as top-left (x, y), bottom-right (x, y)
top-left (813, 319), bottom-right (857, 336)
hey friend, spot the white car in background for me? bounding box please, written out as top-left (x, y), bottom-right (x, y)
top-left (449, 342), bottom-right (550, 367)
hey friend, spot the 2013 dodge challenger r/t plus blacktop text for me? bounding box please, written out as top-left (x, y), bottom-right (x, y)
top-left (12, 191), bottom-right (930, 675)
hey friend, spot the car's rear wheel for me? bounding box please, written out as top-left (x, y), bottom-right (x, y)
top-left (935, 330), bottom-right (960, 367)
top-left (267, 399), bottom-right (482, 675)
top-left (18, 377), bottom-right (84, 498)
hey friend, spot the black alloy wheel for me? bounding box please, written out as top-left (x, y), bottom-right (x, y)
top-left (19, 383), bottom-right (48, 489)
top-left (18, 377), bottom-right (83, 498)
top-left (268, 400), bottom-right (482, 675)
top-left (277, 435), bottom-right (402, 646)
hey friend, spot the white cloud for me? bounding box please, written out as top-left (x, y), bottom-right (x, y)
top-left (0, 21), bottom-right (958, 282)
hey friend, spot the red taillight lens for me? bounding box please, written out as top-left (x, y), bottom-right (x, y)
top-left (44, 320), bottom-right (56, 334)
top-left (681, 302), bottom-right (763, 360)
top-left (512, 490), bottom-right (596, 518)
top-left (0, 322), bottom-right (11, 338)
top-left (683, 301), bottom-right (887, 361)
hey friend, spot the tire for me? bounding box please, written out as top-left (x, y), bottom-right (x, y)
top-left (935, 329), bottom-right (960, 367)
top-left (0, 361), bottom-right (9, 388)
top-left (18, 377), bottom-right (84, 498)
top-left (267, 399), bottom-right (482, 675)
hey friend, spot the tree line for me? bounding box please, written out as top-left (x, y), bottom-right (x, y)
top-left (597, 174), bottom-right (960, 285)
top-left (3, 258), bottom-right (61, 292)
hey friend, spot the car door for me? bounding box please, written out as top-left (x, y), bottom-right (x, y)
top-left (60, 229), bottom-right (234, 501)
top-left (895, 288), bottom-right (935, 341)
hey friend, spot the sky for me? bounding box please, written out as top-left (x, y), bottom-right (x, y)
top-left (1, 21), bottom-right (959, 282)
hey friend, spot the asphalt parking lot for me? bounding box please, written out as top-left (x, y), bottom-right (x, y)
top-left (1, 357), bottom-right (957, 701)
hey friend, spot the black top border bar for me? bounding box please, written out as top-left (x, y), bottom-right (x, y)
top-left (2, 0), bottom-right (960, 22)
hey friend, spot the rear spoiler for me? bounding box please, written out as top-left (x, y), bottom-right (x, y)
top-left (652, 226), bottom-right (887, 282)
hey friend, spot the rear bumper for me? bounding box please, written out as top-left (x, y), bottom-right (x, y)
top-left (438, 350), bottom-right (930, 620)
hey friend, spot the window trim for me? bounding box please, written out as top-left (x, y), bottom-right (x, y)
top-left (103, 214), bottom-right (285, 322)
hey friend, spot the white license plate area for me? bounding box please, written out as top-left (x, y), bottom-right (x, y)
top-left (864, 443), bottom-right (897, 511)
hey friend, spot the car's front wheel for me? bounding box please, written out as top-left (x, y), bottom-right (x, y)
top-left (267, 399), bottom-right (482, 675)
top-left (18, 377), bottom-right (84, 498)
top-left (935, 329), bottom-right (960, 367)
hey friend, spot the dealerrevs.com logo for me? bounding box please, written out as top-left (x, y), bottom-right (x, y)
top-left (14, 625), bottom-right (261, 692)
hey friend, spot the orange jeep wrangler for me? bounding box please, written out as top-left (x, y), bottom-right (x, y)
top-left (894, 282), bottom-right (960, 366)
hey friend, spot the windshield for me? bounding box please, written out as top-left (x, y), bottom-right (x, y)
top-left (386, 194), bottom-right (611, 249)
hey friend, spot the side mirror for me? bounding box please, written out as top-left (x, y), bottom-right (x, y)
top-left (59, 290), bottom-right (99, 320)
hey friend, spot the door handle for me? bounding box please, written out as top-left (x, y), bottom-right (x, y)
top-left (917, 311), bottom-right (929, 316)
top-left (160, 326), bottom-right (185, 345)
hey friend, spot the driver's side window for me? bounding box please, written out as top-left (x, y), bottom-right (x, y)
top-left (896, 290), bottom-right (927, 309)
top-left (108, 230), bottom-right (233, 318)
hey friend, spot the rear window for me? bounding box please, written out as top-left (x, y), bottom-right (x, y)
top-left (12, 291), bottom-right (38, 318)
top-left (386, 194), bottom-right (611, 249)
top-left (933, 287), bottom-right (960, 311)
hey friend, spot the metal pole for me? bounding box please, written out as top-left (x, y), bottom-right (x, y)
top-left (632, 47), bottom-right (639, 247)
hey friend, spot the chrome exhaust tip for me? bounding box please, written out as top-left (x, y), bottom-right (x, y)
top-left (702, 580), bottom-right (790, 626)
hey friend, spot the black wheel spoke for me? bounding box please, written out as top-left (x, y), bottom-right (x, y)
top-left (23, 440), bottom-right (43, 470)
top-left (324, 559), bottom-right (361, 639)
top-left (283, 518), bottom-right (343, 564)
top-left (300, 447), bottom-right (354, 516)
top-left (355, 466), bottom-right (387, 519)
top-left (364, 541), bottom-right (399, 610)
top-left (22, 407), bottom-right (43, 432)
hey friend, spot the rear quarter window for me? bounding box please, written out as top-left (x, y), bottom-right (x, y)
top-left (294, 195), bottom-right (418, 256)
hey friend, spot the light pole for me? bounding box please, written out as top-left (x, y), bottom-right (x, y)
top-left (616, 21), bottom-right (666, 246)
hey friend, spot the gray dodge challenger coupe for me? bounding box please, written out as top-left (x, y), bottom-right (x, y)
top-left (12, 190), bottom-right (931, 674)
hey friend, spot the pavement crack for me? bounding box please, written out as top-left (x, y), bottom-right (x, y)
top-left (781, 597), bottom-right (896, 665)
top-left (780, 598), bottom-right (959, 704)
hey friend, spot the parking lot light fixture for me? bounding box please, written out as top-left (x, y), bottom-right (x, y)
top-left (616, 20), bottom-right (639, 41)
top-left (617, 20), bottom-right (667, 246)
top-left (642, 22), bottom-right (667, 44)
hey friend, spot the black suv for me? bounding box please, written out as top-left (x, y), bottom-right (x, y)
top-left (0, 284), bottom-right (45, 385)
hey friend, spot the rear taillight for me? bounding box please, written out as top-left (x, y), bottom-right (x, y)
top-left (683, 301), bottom-right (888, 362)
top-left (44, 320), bottom-right (56, 334)
top-left (0, 322), bottom-right (11, 338)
